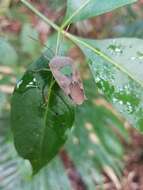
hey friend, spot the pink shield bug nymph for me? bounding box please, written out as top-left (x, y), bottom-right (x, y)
top-left (49, 56), bottom-right (86, 105)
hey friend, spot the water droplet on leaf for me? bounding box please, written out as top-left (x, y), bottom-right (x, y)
top-left (108, 44), bottom-right (123, 55)
top-left (137, 51), bottom-right (143, 60)
top-left (15, 72), bottom-right (38, 93)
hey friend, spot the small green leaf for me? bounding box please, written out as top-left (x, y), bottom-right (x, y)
top-left (78, 37), bottom-right (143, 131)
top-left (11, 52), bottom-right (75, 174)
top-left (64, 0), bottom-right (137, 22)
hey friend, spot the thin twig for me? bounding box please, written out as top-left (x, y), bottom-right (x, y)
top-left (20, 0), bottom-right (59, 32)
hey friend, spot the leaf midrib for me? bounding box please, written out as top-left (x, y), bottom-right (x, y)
top-left (39, 78), bottom-right (55, 161)
top-left (62, 0), bottom-right (91, 29)
top-left (64, 32), bottom-right (143, 89)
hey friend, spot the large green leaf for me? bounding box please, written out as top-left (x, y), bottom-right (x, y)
top-left (2, 79), bottom-right (128, 190)
top-left (78, 37), bottom-right (143, 131)
top-left (64, 0), bottom-right (137, 23)
top-left (11, 51), bottom-right (75, 174)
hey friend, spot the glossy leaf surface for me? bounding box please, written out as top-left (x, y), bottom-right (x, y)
top-left (11, 52), bottom-right (75, 174)
top-left (78, 38), bottom-right (143, 131)
top-left (64, 0), bottom-right (137, 22)
top-left (2, 79), bottom-right (128, 190)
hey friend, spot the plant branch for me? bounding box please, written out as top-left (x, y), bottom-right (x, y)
top-left (55, 29), bottom-right (62, 55)
top-left (61, 0), bottom-right (91, 29)
top-left (20, 0), bottom-right (59, 32)
top-left (56, 0), bottom-right (91, 56)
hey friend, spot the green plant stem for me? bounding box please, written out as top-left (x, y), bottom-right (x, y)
top-left (20, 0), bottom-right (59, 32)
top-left (55, 29), bottom-right (62, 55)
top-left (55, 24), bottom-right (70, 56)
top-left (56, 0), bottom-right (91, 56)
top-left (61, 0), bottom-right (91, 29)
